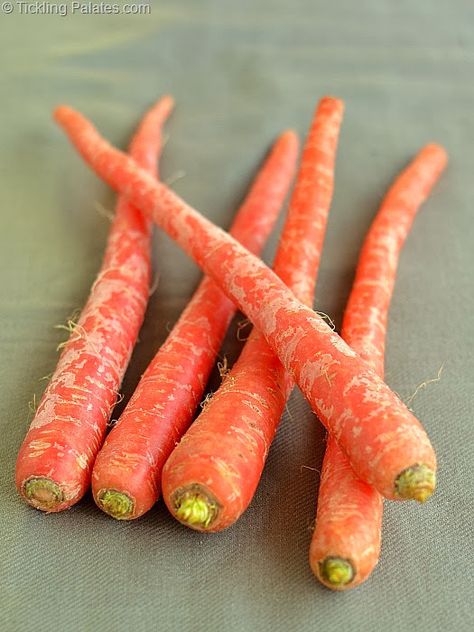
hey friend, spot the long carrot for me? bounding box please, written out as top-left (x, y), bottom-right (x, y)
top-left (310, 144), bottom-right (447, 590)
top-left (15, 97), bottom-right (174, 512)
top-left (161, 97), bottom-right (343, 531)
top-left (53, 103), bottom-right (438, 502)
top-left (91, 130), bottom-right (299, 519)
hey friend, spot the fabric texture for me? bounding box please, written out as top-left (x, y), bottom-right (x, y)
top-left (0, 1), bottom-right (472, 630)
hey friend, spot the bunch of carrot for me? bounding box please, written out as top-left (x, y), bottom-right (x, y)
top-left (15, 94), bottom-right (447, 591)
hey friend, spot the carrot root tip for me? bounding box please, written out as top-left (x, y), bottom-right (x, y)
top-left (23, 477), bottom-right (64, 511)
top-left (318, 557), bottom-right (354, 589)
top-left (173, 486), bottom-right (219, 530)
top-left (394, 464), bottom-right (436, 502)
top-left (96, 489), bottom-right (135, 520)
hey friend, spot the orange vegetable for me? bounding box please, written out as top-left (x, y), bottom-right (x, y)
top-left (16, 97), bottom-right (174, 511)
top-left (54, 104), bottom-right (438, 502)
top-left (162, 97), bottom-right (343, 531)
top-left (91, 130), bottom-right (298, 519)
top-left (310, 144), bottom-right (448, 590)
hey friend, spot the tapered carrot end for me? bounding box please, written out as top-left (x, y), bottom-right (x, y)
top-left (53, 106), bottom-right (88, 137)
top-left (151, 95), bottom-right (175, 120)
top-left (159, 94), bottom-right (175, 108)
top-left (23, 477), bottom-right (64, 512)
top-left (279, 129), bottom-right (299, 143)
top-left (172, 485), bottom-right (220, 531)
top-left (273, 129), bottom-right (299, 161)
top-left (318, 96), bottom-right (345, 115)
top-left (318, 557), bottom-right (354, 590)
top-left (420, 143), bottom-right (448, 171)
top-left (96, 489), bottom-right (135, 520)
top-left (53, 105), bottom-right (72, 123)
top-left (395, 464), bottom-right (436, 502)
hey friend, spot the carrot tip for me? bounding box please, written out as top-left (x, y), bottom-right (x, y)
top-left (318, 557), bottom-right (354, 589)
top-left (394, 464), bottom-right (436, 502)
top-left (173, 486), bottom-right (219, 530)
top-left (23, 477), bottom-right (64, 511)
top-left (96, 489), bottom-right (135, 520)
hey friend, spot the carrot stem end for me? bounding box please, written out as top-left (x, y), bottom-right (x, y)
top-left (96, 489), bottom-right (134, 519)
top-left (23, 477), bottom-right (64, 511)
top-left (395, 464), bottom-right (436, 502)
top-left (319, 557), bottom-right (354, 588)
top-left (173, 488), bottom-right (219, 530)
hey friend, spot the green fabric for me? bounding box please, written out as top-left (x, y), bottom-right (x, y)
top-left (1, 1), bottom-right (473, 630)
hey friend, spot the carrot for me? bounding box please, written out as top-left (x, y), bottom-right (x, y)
top-left (161, 97), bottom-right (343, 531)
top-left (310, 143), bottom-right (448, 590)
top-left (15, 96), bottom-right (174, 512)
top-left (91, 130), bottom-right (299, 519)
top-left (53, 103), bottom-right (438, 502)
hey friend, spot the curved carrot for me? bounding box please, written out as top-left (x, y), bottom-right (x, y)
top-left (16, 96), bottom-right (174, 512)
top-left (161, 97), bottom-right (343, 531)
top-left (53, 104), bottom-right (438, 502)
top-left (310, 143), bottom-right (448, 590)
top-left (91, 130), bottom-right (299, 519)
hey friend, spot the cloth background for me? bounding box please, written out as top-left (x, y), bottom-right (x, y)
top-left (0, 1), bottom-right (472, 630)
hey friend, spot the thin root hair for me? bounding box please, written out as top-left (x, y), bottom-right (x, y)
top-left (316, 310), bottom-right (336, 330)
top-left (95, 201), bottom-right (115, 223)
top-left (200, 391), bottom-right (214, 411)
top-left (149, 272), bottom-right (160, 296)
top-left (55, 320), bottom-right (100, 356)
top-left (217, 356), bottom-right (230, 380)
top-left (406, 363), bottom-right (445, 407)
top-left (300, 464), bottom-right (321, 476)
top-left (236, 318), bottom-right (252, 342)
top-left (28, 394), bottom-right (38, 416)
top-left (165, 170), bottom-right (186, 187)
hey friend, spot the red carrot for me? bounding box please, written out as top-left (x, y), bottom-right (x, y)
top-left (161, 97), bottom-right (343, 531)
top-left (15, 96), bottom-right (174, 512)
top-left (53, 104), bottom-right (438, 502)
top-left (310, 143), bottom-right (447, 590)
top-left (91, 130), bottom-right (299, 519)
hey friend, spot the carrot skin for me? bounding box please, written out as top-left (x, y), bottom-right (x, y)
top-left (53, 105), bottom-right (438, 501)
top-left (91, 131), bottom-right (299, 519)
top-left (310, 436), bottom-right (383, 588)
top-left (343, 143), bottom-right (449, 376)
top-left (16, 96), bottom-right (174, 512)
top-left (162, 97), bottom-right (343, 531)
top-left (310, 143), bottom-right (447, 590)
top-left (164, 332), bottom-right (290, 528)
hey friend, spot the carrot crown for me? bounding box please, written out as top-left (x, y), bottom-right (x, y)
top-left (394, 464), bottom-right (436, 502)
top-left (23, 477), bottom-right (64, 511)
top-left (96, 490), bottom-right (135, 520)
top-left (173, 486), bottom-right (219, 530)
